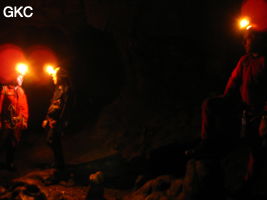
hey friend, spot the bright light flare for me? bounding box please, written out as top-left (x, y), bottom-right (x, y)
top-left (16, 63), bottom-right (29, 75)
top-left (240, 18), bottom-right (251, 29)
top-left (45, 65), bottom-right (59, 76)
top-left (45, 65), bottom-right (60, 84)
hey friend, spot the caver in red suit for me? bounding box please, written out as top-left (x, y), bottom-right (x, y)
top-left (182, 28), bottom-right (267, 200)
top-left (201, 29), bottom-right (267, 147)
top-left (186, 29), bottom-right (267, 192)
top-left (0, 83), bottom-right (28, 170)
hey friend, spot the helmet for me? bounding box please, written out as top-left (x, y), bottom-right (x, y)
top-left (239, 0), bottom-right (267, 54)
top-left (241, 0), bottom-right (267, 32)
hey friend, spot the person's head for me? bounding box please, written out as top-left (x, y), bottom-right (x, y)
top-left (244, 28), bottom-right (267, 54)
top-left (17, 75), bottom-right (23, 86)
top-left (46, 66), bottom-right (68, 85)
top-left (56, 68), bottom-right (69, 85)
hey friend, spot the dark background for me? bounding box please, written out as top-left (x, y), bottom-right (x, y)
top-left (0, 0), bottom-right (246, 160)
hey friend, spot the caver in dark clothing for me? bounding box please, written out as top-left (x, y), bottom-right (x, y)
top-left (43, 73), bottom-right (72, 170)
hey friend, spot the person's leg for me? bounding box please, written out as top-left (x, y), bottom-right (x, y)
top-left (47, 128), bottom-right (65, 170)
top-left (241, 117), bottom-right (265, 197)
top-left (44, 128), bottom-right (66, 184)
top-left (52, 132), bottom-right (65, 170)
top-left (186, 96), bottom-right (241, 157)
top-left (0, 130), bottom-right (8, 167)
top-left (6, 129), bottom-right (21, 170)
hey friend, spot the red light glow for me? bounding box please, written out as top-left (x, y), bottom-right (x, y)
top-left (241, 0), bottom-right (267, 31)
top-left (0, 44), bottom-right (27, 84)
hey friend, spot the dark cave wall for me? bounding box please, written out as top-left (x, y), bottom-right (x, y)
top-left (96, 6), bottom-right (203, 157)
top-left (85, 0), bottom-right (247, 158)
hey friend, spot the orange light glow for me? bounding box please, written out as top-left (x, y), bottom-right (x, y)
top-left (0, 44), bottom-right (27, 84)
top-left (16, 63), bottom-right (29, 75)
top-left (246, 25), bottom-right (252, 30)
top-left (45, 65), bottom-right (59, 76)
top-left (45, 65), bottom-right (60, 84)
top-left (240, 18), bottom-right (250, 29)
top-left (45, 65), bottom-right (58, 76)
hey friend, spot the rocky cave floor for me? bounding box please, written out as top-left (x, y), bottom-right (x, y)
top-left (0, 128), bottom-right (190, 200)
top-left (0, 128), bottom-right (266, 200)
top-left (0, 128), bottom-right (127, 200)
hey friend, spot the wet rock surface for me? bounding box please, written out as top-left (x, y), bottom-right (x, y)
top-left (124, 175), bottom-right (184, 200)
top-left (0, 147), bottom-right (267, 200)
top-left (0, 169), bottom-right (84, 200)
top-left (0, 169), bottom-right (125, 200)
top-left (0, 171), bottom-right (183, 200)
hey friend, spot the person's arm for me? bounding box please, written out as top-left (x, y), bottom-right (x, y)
top-left (43, 89), bottom-right (60, 128)
top-left (58, 84), bottom-right (72, 129)
top-left (223, 56), bottom-right (247, 99)
top-left (17, 87), bottom-right (29, 129)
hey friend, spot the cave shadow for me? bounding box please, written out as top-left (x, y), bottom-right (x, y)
top-left (64, 142), bottom-right (193, 190)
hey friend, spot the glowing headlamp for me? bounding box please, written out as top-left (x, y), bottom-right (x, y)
top-left (239, 18), bottom-right (252, 30)
top-left (15, 63), bottom-right (29, 86)
top-left (16, 63), bottom-right (29, 76)
top-left (45, 65), bottom-right (60, 84)
top-left (45, 65), bottom-right (59, 75)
